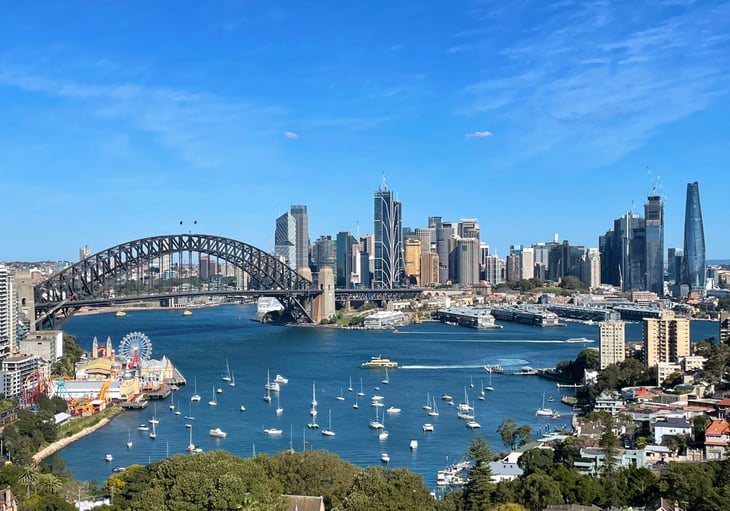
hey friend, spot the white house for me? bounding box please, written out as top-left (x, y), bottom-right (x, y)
top-left (652, 416), bottom-right (692, 444)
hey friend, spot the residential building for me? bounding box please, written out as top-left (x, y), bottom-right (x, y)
top-left (643, 310), bottom-right (691, 368)
top-left (656, 362), bottom-right (682, 386)
top-left (681, 181), bottom-right (706, 294)
top-left (274, 211), bottom-right (297, 268)
top-left (19, 330), bottom-right (63, 364)
top-left (290, 205), bottom-right (310, 272)
top-left (652, 416), bottom-right (692, 444)
top-left (484, 255), bottom-right (503, 286)
top-left (0, 266), bottom-right (16, 359)
top-left (373, 183), bottom-right (404, 288)
top-left (599, 313), bottom-right (626, 369)
top-left (644, 194), bottom-right (665, 295)
top-left (720, 311), bottom-right (730, 345)
top-left (0, 353), bottom-right (40, 400)
top-left (704, 419), bottom-right (730, 460)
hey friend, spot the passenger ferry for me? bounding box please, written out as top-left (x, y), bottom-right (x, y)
top-left (565, 337), bottom-right (594, 344)
top-left (360, 356), bottom-right (398, 369)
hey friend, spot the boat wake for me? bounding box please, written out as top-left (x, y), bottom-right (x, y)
top-left (401, 364), bottom-right (488, 370)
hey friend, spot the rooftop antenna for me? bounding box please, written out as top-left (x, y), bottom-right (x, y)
top-left (381, 172), bottom-right (388, 191)
top-left (356, 220), bottom-right (360, 238)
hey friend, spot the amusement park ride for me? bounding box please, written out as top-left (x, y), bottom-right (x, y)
top-left (21, 331), bottom-right (155, 416)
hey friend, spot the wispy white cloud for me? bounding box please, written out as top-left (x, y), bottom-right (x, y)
top-left (457, 0), bottom-right (730, 167)
top-left (465, 131), bottom-right (492, 138)
top-left (283, 131), bottom-right (299, 140)
top-left (0, 69), bottom-right (288, 169)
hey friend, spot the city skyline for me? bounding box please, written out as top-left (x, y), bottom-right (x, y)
top-left (1, 2), bottom-right (729, 261)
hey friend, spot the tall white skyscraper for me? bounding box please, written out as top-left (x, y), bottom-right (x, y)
top-left (0, 267), bottom-right (16, 359)
top-left (290, 205), bottom-right (310, 272)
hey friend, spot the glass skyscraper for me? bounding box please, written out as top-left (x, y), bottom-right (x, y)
top-left (644, 194), bottom-right (664, 295)
top-left (681, 181), bottom-right (706, 292)
top-left (373, 184), bottom-right (404, 288)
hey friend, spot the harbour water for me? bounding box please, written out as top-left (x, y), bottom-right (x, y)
top-left (49, 305), bottom-right (718, 488)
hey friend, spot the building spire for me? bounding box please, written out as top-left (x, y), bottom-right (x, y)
top-left (381, 172), bottom-right (388, 191)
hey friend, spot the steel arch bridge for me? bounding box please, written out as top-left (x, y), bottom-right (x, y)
top-left (33, 233), bottom-right (318, 329)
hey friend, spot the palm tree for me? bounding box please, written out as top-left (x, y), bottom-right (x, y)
top-left (38, 473), bottom-right (63, 495)
top-left (17, 466), bottom-right (39, 497)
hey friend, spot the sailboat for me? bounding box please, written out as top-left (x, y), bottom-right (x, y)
top-left (221, 359), bottom-right (232, 382)
top-left (169, 392), bottom-right (176, 411)
top-left (378, 412), bottom-right (389, 440)
top-left (149, 421), bottom-right (157, 439)
top-left (536, 392), bottom-right (554, 417)
top-left (427, 396), bottom-right (439, 417)
top-left (466, 404), bottom-right (481, 429)
top-left (287, 425), bottom-right (295, 453)
top-left (470, 375), bottom-right (474, 388)
top-left (184, 401), bottom-right (195, 420)
top-left (348, 376), bottom-right (353, 392)
top-left (186, 425), bottom-right (195, 451)
top-left (208, 386), bottom-right (218, 406)
top-left (422, 392), bottom-right (432, 411)
top-left (322, 410), bottom-right (335, 437)
top-left (485, 370), bottom-right (494, 392)
top-left (276, 393), bottom-right (284, 415)
top-left (381, 367), bottom-right (390, 385)
top-left (337, 387), bottom-right (345, 401)
top-left (229, 371), bottom-right (236, 387)
top-left (149, 404), bottom-right (159, 425)
top-left (264, 383), bottom-right (272, 402)
top-left (457, 388), bottom-right (474, 420)
top-left (353, 396), bottom-right (359, 409)
top-left (126, 428), bottom-right (133, 449)
top-left (310, 382), bottom-right (318, 416)
top-left (308, 382), bottom-right (319, 429)
top-left (479, 379), bottom-right (486, 401)
top-left (369, 407), bottom-right (384, 430)
top-left (357, 378), bottom-right (365, 397)
top-left (190, 377), bottom-right (201, 402)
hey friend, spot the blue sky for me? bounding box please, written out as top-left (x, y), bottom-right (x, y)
top-left (1, 0), bottom-right (729, 261)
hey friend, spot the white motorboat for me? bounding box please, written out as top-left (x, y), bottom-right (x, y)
top-left (380, 452), bottom-right (390, 463)
top-left (386, 406), bottom-right (401, 414)
top-left (422, 423), bottom-right (434, 432)
top-left (209, 428), bottom-right (227, 438)
top-left (105, 454), bottom-right (113, 462)
top-left (274, 374), bottom-right (289, 384)
top-left (240, 405), bottom-right (246, 412)
top-left (264, 427), bottom-right (283, 436)
top-left (410, 440), bottom-right (418, 450)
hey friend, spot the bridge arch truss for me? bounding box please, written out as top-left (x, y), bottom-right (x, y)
top-left (34, 234), bottom-right (317, 328)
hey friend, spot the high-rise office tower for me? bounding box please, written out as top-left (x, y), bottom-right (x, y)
top-left (599, 212), bottom-right (646, 291)
top-left (274, 211), bottom-right (297, 268)
top-left (312, 235), bottom-right (337, 272)
top-left (289, 205), bottom-right (310, 272)
top-left (681, 181), bottom-right (706, 293)
top-left (599, 312), bottom-right (626, 369)
top-left (643, 310), bottom-right (690, 367)
top-left (484, 255), bottom-right (503, 286)
top-left (667, 248), bottom-right (683, 284)
top-left (415, 227), bottom-right (434, 253)
top-left (458, 219), bottom-right (480, 241)
top-left (79, 245), bottom-right (90, 261)
top-left (336, 232), bottom-right (357, 288)
top-left (435, 222), bottom-right (455, 284)
top-left (520, 247), bottom-right (535, 281)
top-left (456, 237), bottom-right (480, 285)
top-left (420, 252), bottom-right (439, 286)
top-left (404, 237), bottom-right (422, 286)
top-left (373, 182), bottom-right (404, 288)
top-left (644, 194), bottom-right (664, 295)
top-left (582, 248), bottom-right (601, 289)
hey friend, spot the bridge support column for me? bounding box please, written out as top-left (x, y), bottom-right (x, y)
top-left (311, 267), bottom-right (335, 323)
top-left (14, 271), bottom-right (36, 333)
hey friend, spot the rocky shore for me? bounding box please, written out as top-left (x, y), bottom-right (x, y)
top-left (32, 414), bottom-right (117, 465)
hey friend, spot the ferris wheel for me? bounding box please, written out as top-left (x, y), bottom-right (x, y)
top-left (119, 331), bottom-right (153, 362)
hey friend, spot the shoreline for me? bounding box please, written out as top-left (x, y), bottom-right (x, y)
top-left (32, 409), bottom-right (123, 465)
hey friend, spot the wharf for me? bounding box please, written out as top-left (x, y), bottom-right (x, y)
top-left (168, 367), bottom-right (187, 386)
top-left (144, 386), bottom-right (172, 400)
top-left (120, 400), bottom-right (149, 409)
